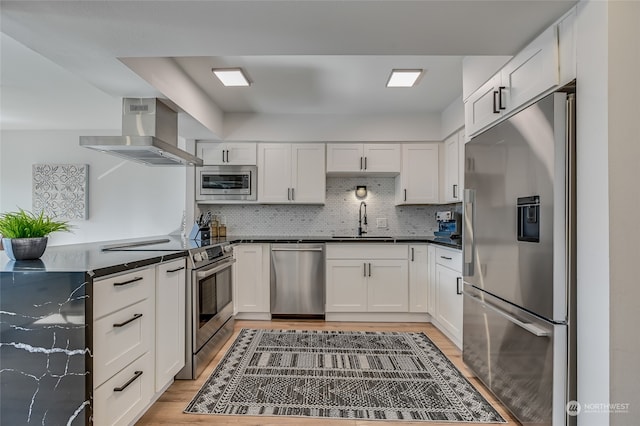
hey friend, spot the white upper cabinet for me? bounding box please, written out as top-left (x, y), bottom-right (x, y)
top-left (395, 143), bottom-right (439, 205)
top-left (464, 74), bottom-right (504, 137)
top-left (464, 7), bottom-right (579, 138)
top-left (198, 142), bottom-right (257, 165)
top-left (326, 143), bottom-right (400, 176)
top-left (500, 25), bottom-right (559, 115)
top-left (291, 144), bottom-right (327, 203)
top-left (443, 130), bottom-right (464, 203)
top-left (258, 143), bottom-right (325, 204)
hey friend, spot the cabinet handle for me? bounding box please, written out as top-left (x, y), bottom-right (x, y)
top-left (113, 313), bottom-right (143, 328)
top-left (368, 262), bottom-right (372, 277)
top-left (167, 266), bottom-right (185, 273)
top-left (456, 277), bottom-right (462, 295)
top-left (113, 276), bottom-right (143, 287)
top-left (411, 247), bottom-right (415, 262)
top-left (453, 184), bottom-right (458, 199)
top-left (498, 86), bottom-right (506, 110)
top-left (493, 90), bottom-right (500, 114)
top-left (363, 263), bottom-right (367, 277)
top-left (222, 150), bottom-right (225, 163)
top-left (364, 157), bottom-right (367, 170)
top-left (287, 188), bottom-right (291, 201)
top-left (360, 157), bottom-right (363, 170)
top-left (404, 189), bottom-right (407, 202)
top-left (440, 255), bottom-right (452, 260)
top-left (113, 371), bottom-right (143, 392)
top-left (291, 188), bottom-right (295, 201)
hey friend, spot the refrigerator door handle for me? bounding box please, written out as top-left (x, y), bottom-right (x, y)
top-left (466, 290), bottom-right (550, 337)
top-left (463, 189), bottom-right (475, 276)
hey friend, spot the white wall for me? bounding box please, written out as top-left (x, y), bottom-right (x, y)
top-left (608, 1), bottom-right (640, 423)
top-left (575, 1), bottom-right (610, 425)
top-left (222, 112), bottom-right (442, 142)
top-left (440, 95), bottom-right (464, 139)
top-left (0, 130), bottom-right (187, 245)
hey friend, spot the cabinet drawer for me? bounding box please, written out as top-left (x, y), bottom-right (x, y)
top-left (93, 351), bottom-right (154, 426)
top-left (435, 247), bottom-right (462, 271)
top-left (93, 298), bottom-right (154, 387)
top-left (94, 267), bottom-right (154, 319)
top-left (326, 244), bottom-right (408, 260)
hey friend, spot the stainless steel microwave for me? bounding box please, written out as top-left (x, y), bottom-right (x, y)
top-left (196, 165), bottom-right (257, 201)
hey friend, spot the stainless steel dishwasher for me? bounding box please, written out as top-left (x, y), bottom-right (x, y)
top-left (270, 243), bottom-right (325, 318)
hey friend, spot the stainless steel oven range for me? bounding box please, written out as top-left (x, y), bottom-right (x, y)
top-left (176, 241), bottom-right (235, 379)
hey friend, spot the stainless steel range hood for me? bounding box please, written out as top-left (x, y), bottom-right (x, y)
top-left (80, 98), bottom-right (203, 166)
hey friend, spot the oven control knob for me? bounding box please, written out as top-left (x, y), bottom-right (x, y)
top-left (201, 251), bottom-right (209, 260)
top-left (193, 253), bottom-right (202, 262)
top-left (223, 245), bottom-right (232, 253)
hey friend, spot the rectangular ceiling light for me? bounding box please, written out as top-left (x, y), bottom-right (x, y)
top-left (211, 68), bottom-right (251, 87)
top-left (386, 69), bottom-right (424, 87)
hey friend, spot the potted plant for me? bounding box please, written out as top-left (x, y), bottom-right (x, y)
top-left (0, 209), bottom-right (71, 260)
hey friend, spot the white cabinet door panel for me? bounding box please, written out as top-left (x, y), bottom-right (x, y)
top-left (93, 298), bottom-right (153, 387)
top-left (93, 352), bottom-right (154, 426)
top-left (326, 144), bottom-right (363, 173)
top-left (291, 144), bottom-right (325, 203)
top-left (234, 244), bottom-right (270, 313)
top-left (367, 260), bottom-right (408, 312)
top-left (155, 259), bottom-right (185, 392)
top-left (501, 25), bottom-right (558, 114)
top-left (363, 144), bottom-right (401, 173)
top-left (409, 245), bottom-right (429, 313)
top-left (435, 264), bottom-right (463, 344)
top-left (258, 144), bottom-right (291, 203)
top-left (396, 143), bottom-right (439, 205)
top-left (326, 260), bottom-right (367, 312)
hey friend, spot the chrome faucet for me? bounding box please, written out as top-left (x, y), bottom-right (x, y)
top-left (358, 201), bottom-right (368, 236)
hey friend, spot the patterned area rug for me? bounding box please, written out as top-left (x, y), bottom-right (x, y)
top-left (185, 329), bottom-right (506, 422)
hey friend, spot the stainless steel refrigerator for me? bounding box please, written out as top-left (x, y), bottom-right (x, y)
top-left (463, 90), bottom-right (576, 426)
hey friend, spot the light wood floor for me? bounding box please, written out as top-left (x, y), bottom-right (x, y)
top-left (137, 320), bottom-right (519, 426)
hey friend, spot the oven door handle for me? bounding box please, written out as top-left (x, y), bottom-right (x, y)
top-left (195, 258), bottom-right (236, 279)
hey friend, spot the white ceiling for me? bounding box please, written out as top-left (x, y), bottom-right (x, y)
top-left (0, 0), bottom-right (577, 135)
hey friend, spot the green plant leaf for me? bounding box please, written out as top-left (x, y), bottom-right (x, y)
top-left (0, 208), bottom-right (71, 238)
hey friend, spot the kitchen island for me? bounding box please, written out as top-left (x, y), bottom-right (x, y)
top-left (0, 237), bottom-right (186, 426)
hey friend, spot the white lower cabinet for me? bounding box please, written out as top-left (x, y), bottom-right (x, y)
top-left (325, 260), bottom-right (367, 312)
top-left (367, 260), bottom-right (408, 311)
top-left (92, 257), bottom-right (188, 425)
top-left (325, 244), bottom-right (408, 313)
top-left (433, 247), bottom-right (463, 348)
top-left (92, 266), bottom-right (155, 426)
top-left (93, 351), bottom-right (154, 426)
top-left (154, 259), bottom-right (186, 392)
top-left (233, 244), bottom-right (270, 314)
top-left (408, 244), bottom-right (429, 313)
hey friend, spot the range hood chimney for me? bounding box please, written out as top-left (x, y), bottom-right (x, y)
top-left (80, 98), bottom-right (203, 166)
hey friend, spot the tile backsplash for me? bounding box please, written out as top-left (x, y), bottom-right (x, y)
top-left (198, 177), bottom-right (460, 237)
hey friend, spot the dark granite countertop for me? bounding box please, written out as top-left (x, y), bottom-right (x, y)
top-left (0, 234), bottom-right (460, 276)
top-left (0, 235), bottom-right (188, 277)
top-left (221, 235), bottom-right (462, 250)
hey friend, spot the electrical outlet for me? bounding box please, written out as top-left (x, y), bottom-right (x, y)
top-left (376, 218), bottom-right (387, 228)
